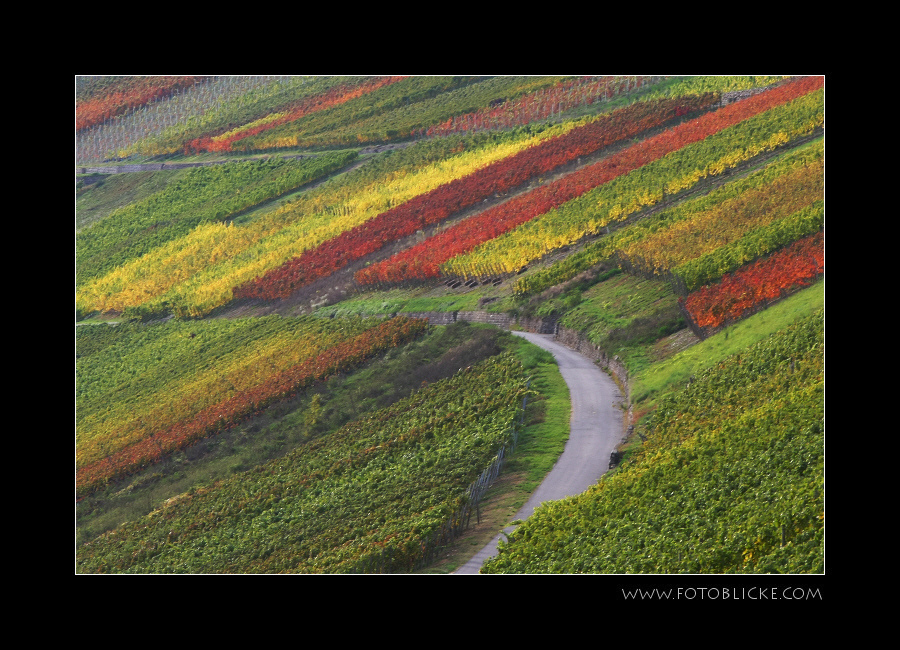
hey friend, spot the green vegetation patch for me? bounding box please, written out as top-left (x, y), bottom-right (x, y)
top-left (482, 307), bottom-right (824, 574)
top-left (631, 279), bottom-right (824, 409)
top-left (77, 321), bottom-right (509, 546)
top-left (76, 169), bottom-right (189, 230)
top-left (77, 350), bottom-right (531, 574)
top-left (316, 286), bottom-right (484, 317)
top-left (76, 153), bottom-right (357, 287)
top-left (555, 271), bottom-right (684, 376)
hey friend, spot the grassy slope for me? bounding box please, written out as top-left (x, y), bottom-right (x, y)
top-left (632, 279), bottom-right (824, 410)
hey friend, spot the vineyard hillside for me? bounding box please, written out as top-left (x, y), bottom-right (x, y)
top-left (75, 75), bottom-right (825, 576)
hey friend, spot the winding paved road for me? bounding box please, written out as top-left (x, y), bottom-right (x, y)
top-left (453, 331), bottom-right (625, 574)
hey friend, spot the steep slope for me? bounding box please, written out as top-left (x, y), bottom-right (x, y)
top-left (75, 75), bottom-right (824, 575)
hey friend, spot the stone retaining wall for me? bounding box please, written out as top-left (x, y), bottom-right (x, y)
top-left (76, 154), bottom-right (311, 176)
top-left (554, 325), bottom-right (629, 404)
top-left (397, 310), bottom-right (557, 334)
top-left (400, 310), bottom-right (628, 400)
top-left (77, 161), bottom-right (215, 174)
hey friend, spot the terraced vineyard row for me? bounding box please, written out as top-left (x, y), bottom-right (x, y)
top-left (681, 231), bottom-right (824, 334)
top-left (440, 76), bottom-right (824, 280)
top-left (78, 76), bottom-right (342, 162)
top-left (481, 309), bottom-right (825, 574)
top-left (76, 315), bottom-right (428, 497)
top-left (78, 76), bottom-right (585, 163)
top-left (75, 152), bottom-right (357, 288)
top-left (76, 352), bottom-right (531, 574)
top-left (240, 94), bottom-right (720, 298)
top-left (84, 128), bottom-right (583, 319)
top-left (77, 77), bottom-right (818, 323)
top-left (513, 138), bottom-right (824, 297)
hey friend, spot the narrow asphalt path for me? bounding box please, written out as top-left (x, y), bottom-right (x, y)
top-left (453, 331), bottom-right (625, 574)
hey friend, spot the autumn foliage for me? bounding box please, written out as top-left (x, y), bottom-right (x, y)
top-left (233, 94), bottom-right (720, 299)
top-left (681, 232), bottom-right (824, 333)
top-left (75, 316), bottom-right (428, 498)
top-left (361, 76), bottom-right (825, 285)
top-left (76, 76), bottom-right (208, 132)
top-left (183, 76), bottom-right (408, 154)
top-left (423, 76), bottom-right (651, 137)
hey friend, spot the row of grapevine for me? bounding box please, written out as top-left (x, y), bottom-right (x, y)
top-left (76, 352), bottom-right (530, 573)
top-left (230, 76), bottom-right (570, 151)
top-left (75, 316), bottom-right (429, 497)
top-left (354, 94), bottom-right (722, 287)
top-left (609, 142), bottom-right (824, 290)
top-left (481, 309), bottom-right (824, 574)
top-left (80, 78), bottom-right (821, 321)
top-left (614, 162), bottom-right (822, 276)
top-left (74, 76), bottom-right (789, 165)
top-left (236, 93), bottom-right (720, 299)
top-left (77, 76), bottom-right (588, 164)
top-left (76, 76), bottom-right (210, 132)
top-left (78, 127), bottom-right (572, 320)
top-left (439, 76), bottom-right (824, 280)
top-left (76, 314), bottom-right (376, 467)
top-left (183, 76), bottom-right (409, 154)
top-left (673, 200), bottom-right (823, 295)
top-left (420, 76), bottom-right (658, 137)
top-left (680, 232), bottom-right (824, 335)
top-left (77, 76), bottom-right (349, 163)
top-left (643, 75), bottom-right (792, 100)
top-left (512, 137), bottom-right (824, 297)
top-left (75, 151), bottom-right (358, 294)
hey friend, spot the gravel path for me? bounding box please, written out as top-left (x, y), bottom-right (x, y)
top-left (453, 331), bottom-right (625, 574)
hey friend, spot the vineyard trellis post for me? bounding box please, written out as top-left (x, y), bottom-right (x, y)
top-left (400, 381), bottom-right (529, 573)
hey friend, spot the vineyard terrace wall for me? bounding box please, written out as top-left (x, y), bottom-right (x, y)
top-left (386, 310), bottom-right (630, 403)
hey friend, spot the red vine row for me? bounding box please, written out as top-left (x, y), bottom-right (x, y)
top-left (233, 94), bottom-right (719, 300)
top-left (75, 317), bottom-right (428, 498)
top-left (681, 232), bottom-right (824, 333)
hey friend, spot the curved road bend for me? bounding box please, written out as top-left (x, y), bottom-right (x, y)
top-left (453, 331), bottom-right (624, 574)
